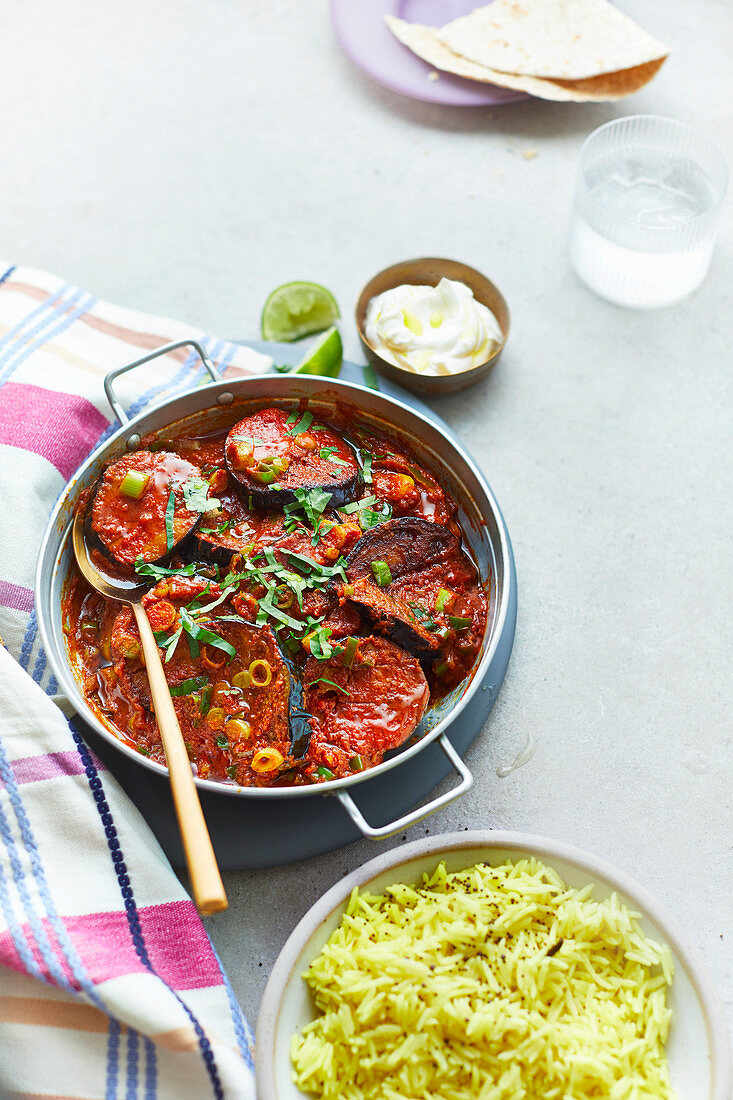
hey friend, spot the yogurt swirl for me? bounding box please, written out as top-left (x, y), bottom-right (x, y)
top-left (364, 277), bottom-right (502, 376)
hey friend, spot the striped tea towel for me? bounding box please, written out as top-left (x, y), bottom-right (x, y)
top-left (0, 262), bottom-right (273, 1099)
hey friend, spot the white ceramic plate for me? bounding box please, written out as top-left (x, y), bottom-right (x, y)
top-left (256, 830), bottom-right (732, 1100)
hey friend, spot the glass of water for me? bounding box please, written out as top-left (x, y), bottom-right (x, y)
top-left (569, 115), bottom-right (727, 308)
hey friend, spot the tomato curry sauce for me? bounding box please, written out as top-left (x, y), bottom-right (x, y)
top-left (63, 404), bottom-right (488, 788)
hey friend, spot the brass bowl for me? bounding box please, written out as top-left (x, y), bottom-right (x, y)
top-left (356, 257), bottom-right (510, 396)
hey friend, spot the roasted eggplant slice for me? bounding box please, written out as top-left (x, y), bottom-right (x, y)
top-left (342, 517), bottom-right (463, 656)
top-left (347, 576), bottom-right (439, 656)
top-left (186, 484), bottom-right (260, 567)
top-left (303, 635), bottom-right (429, 779)
top-left (346, 516), bottom-right (460, 579)
top-left (345, 516), bottom-right (486, 688)
top-left (89, 450), bottom-right (209, 572)
top-left (225, 407), bottom-right (361, 510)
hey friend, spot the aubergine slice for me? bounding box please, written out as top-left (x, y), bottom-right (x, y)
top-left (346, 516), bottom-right (460, 579)
top-left (224, 407), bottom-right (361, 510)
top-left (185, 484), bottom-right (260, 567)
top-left (303, 635), bottom-right (430, 779)
top-left (343, 517), bottom-right (464, 656)
top-left (88, 450), bottom-right (209, 574)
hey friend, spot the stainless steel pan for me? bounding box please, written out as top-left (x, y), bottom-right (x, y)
top-left (35, 341), bottom-right (516, 853)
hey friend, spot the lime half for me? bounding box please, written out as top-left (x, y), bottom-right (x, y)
top-left (293, 326), bottom-right (343, 378)
top-left (261, 282), bottom-right (340, 342)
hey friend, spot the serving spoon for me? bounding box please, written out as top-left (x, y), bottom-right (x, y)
top-left (72, 512), bottom-right (228, 916)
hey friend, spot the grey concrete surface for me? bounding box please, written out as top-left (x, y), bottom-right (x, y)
top-left (2, 0), bottom-right (731, 1038)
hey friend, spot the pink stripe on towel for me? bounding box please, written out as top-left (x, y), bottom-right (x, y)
top-left (0, 382), bottom-right (109, 478)
top-left (8, 750), bottom-right (105, 786)
top-left (0, 580), bottom-right (34, 614)
top-left (0, 902), bottom-right (222, 991)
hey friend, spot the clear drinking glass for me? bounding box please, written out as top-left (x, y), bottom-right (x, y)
top-left (569, 115), bottom-right (728, 308)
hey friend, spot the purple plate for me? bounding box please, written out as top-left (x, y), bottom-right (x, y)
top-left (330, 0), bottom-right (528, 107)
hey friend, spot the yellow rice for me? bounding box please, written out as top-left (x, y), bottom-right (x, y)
top-left (291, 858), bottom-right (675, 1099)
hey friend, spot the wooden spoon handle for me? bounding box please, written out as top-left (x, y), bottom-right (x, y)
top-left (132, 602), bottom-right (228, 915)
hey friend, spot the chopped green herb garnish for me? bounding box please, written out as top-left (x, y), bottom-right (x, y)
top-left (308, 625), bottom-right (333, 660)
top-left (135, 559), bottom-right (197, 580)
top-left (154, 626), bottom-right (182, 663)
top-left (288, 410), bottom-right (314, 436)
top-left (315, 766), bottom-right (336, 780)
top-left (448, 615), bottom-right (472, 631)
top-left (179, 607), bottom-right (236, 661)
top-left (226, 764), bottom-right (238, 780)
top-left (200, 682), bottom-right (213, 715)
top-left (319, 446), bottom-right (349, 466)
top-left (307, 677), bottom-right (350, 696)
top-left (169, 676), bottom-right (209, 697)
top-left (164, 490), bottom-right (176, 551)
top-left (182, 476), bottom-right (221, 514)
top-left (215, 735), bottom-right (229, 749)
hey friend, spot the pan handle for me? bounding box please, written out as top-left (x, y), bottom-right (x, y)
top-left (104, 339), bottom-right (220, 425)
top-left (335, 734), bottom-right (473, 840)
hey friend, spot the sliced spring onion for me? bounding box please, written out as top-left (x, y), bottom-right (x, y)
top-left (349, 754), bottom-right (364, 772)
top-left (315, 766), bottom-right (335, 780)
top-left (164, 490), bottom-right (176, 551)
top-left (215, 735), bottom-right (229, 750)
top-left (448, 615), bottom-right (472, 631)
top-left (252, 466), bottom-right (278, 485)
top-left (249, 659), bottom-right (272, 687)
top-left (169, 675), bottom-right (209, 697)
top-left (434, 661), bottom-right (449, 677)
top-left (371, 560), bottom-right (392, 586)
top-left (226, 764), bottom-right (238, 780)
top-left (119, 469), bottom-right (150, 500)
top-left (341, 636), bottom-right (359, 668)
top-left (252, 747), bottom-right (285, 773)
top-left (226, 718), bottom-right (251, 739)
top-left (435, 587), bottom-right (453, 613)
top-left (206, 707), bottom-right (225, 729)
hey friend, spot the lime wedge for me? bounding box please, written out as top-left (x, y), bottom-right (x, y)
top-left (261, 282), bottom-right (340, 342)
top-left (293, 326), bottom-right (343, 378)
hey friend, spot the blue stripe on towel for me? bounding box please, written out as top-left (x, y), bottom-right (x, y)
top-left (70, 724), bottom-right (227, 1100)
top-left (0, 281), bottom-right (71, 360)
top-left (0, 290), bottom-right (97, 388)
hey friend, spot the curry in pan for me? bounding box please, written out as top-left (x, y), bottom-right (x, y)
top-left (63, 404), bottom-right (487, 788)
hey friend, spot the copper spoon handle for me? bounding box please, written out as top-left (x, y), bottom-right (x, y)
top-left (132, 603), bottom-right (228, 915)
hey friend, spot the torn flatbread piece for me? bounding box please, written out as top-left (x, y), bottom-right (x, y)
top-left (386, 16), bottom-right (666, 102)
top-left (437, 0), bottom-right (668, 80)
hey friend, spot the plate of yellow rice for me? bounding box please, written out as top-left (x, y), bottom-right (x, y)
top-left (256, 831), bottom-right (731, 1100)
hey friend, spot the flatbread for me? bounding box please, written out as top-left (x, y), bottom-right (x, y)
top-left (437, 0), bottom-right (668, 80)
top-left (386, 16), bottom-right (666, 101)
